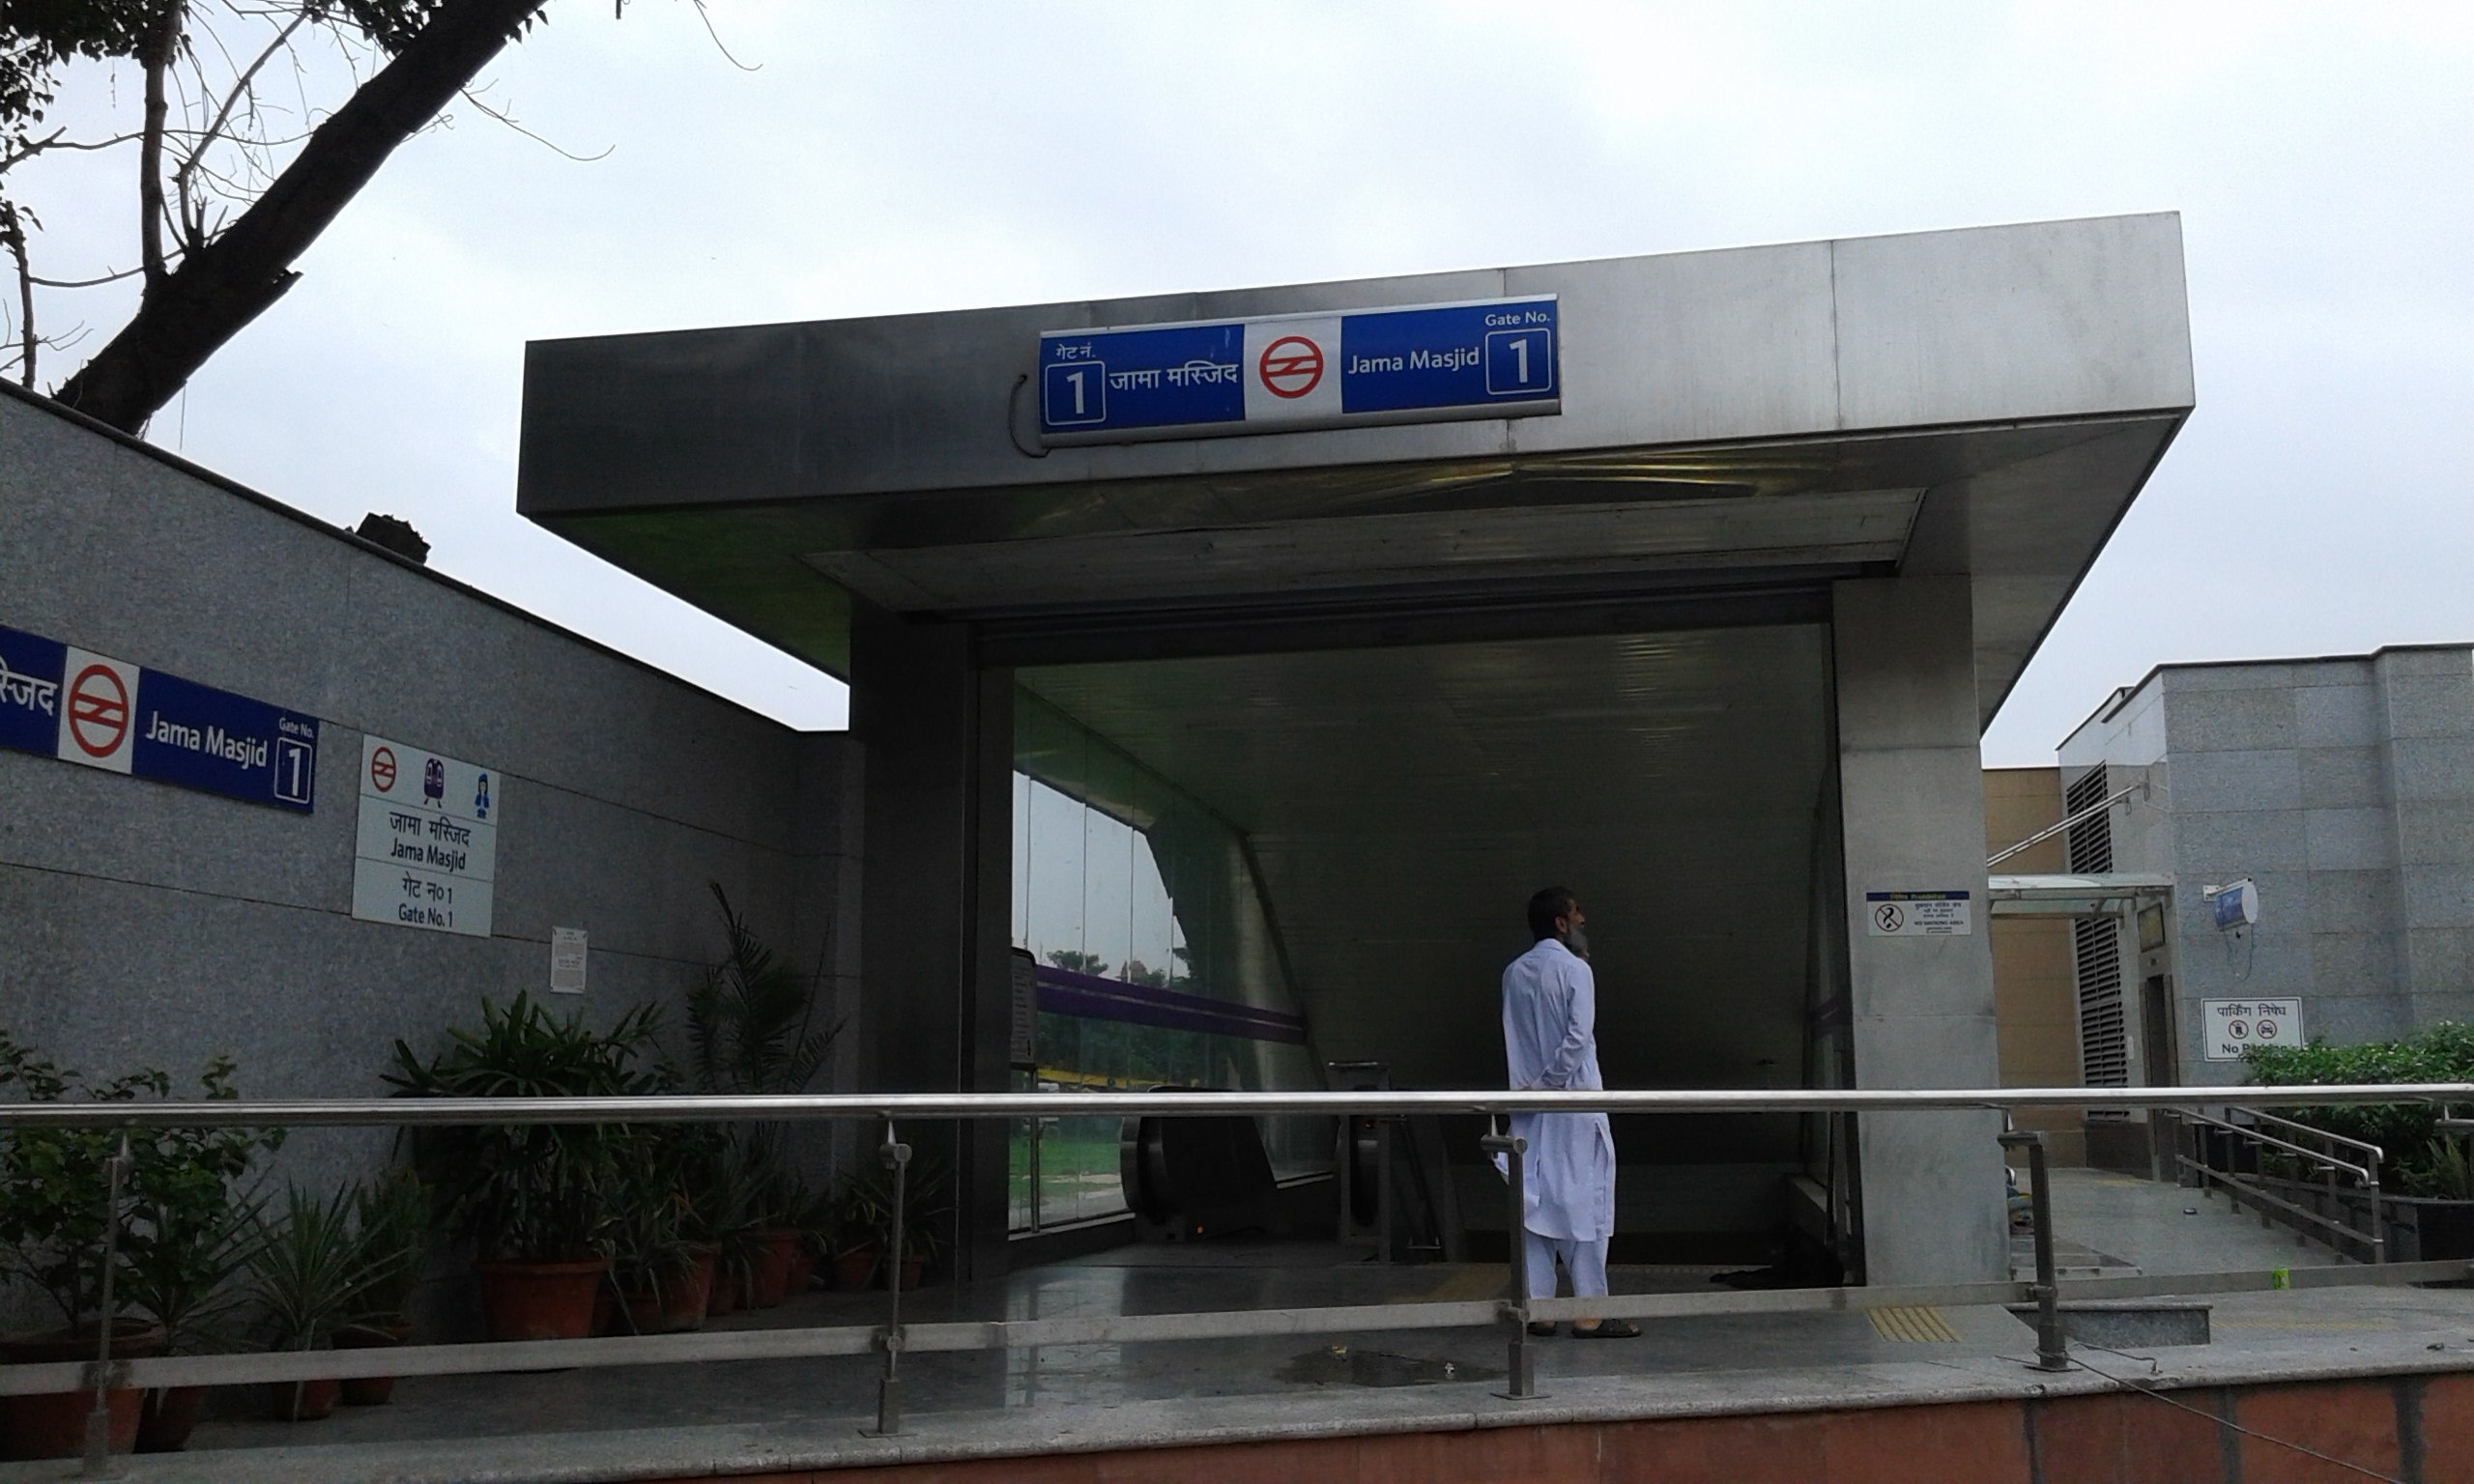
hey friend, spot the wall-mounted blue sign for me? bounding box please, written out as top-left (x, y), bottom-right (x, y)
top-left (1038, 296), bottom-right (1559, 445)
top-left (0, 623), bottom-right (318, 813)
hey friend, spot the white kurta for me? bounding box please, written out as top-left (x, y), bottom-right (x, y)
top-left (1500, 938), bottom-right (1616, 1241)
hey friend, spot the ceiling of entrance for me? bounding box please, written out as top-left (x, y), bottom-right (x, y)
top-left (1022, 623), bottom-right (1832, 1100)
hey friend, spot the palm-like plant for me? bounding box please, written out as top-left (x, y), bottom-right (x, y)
top-left (384, 994), bottom-right (663, 1263)
top-left (347, 1169), bottom-right (429, 1332)
top-left (687, 883), bottom-right (840, 1098)
top-left (247, 1184), bottom-right (395, 1353)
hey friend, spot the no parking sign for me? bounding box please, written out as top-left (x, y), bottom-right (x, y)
top-left (2203, 998), bottom-right (2302, 1060)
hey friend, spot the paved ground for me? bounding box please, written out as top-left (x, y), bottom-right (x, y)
top-left (0, 1168), bottom-right (2452, 1482)
top-left (2022, 1165), bottom-right (2353, 1277)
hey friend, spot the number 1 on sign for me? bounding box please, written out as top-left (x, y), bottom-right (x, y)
top-left (1066, 369), bottom-right (1086, 415)
top-left (1510, 338), bottom-right (1528, 385)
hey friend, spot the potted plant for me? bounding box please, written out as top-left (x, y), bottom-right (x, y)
top-left (685, 1138), bottom-right (768, 1316)
top-left (332, 1169), bottom-right (427, 1405)
top-left (605, 1130), bottom-right (713, 1335)
top-left (245, 1184), bottom-right (400, 1422)
top-left (386, 994), bottom-right (660, 1341)
top-left (683, 885), bottom-right (842, 1303)
top-left (0, 1036), bottom-right (278, 1461)
top-left (839, 1151), bottom-right (953, 1291)
top-left (827, 1174), bottom-right (883, 1292)
top-left (121, 1183), bottom-right (268, 1451)
top-left (776, 1178), bottom-right (831, 1297)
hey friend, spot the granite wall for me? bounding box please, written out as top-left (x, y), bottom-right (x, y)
top-left (0, 384), bottom-right (859, 1246)
top-left (2059, 646), bottom-right (2474, 1085)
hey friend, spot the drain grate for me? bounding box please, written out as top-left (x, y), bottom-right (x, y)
top-left (1868, 1305), bottom-right (1963, 1343)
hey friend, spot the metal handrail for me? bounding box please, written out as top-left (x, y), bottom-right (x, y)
top-left (2178, 1109), bottom-right (2375, 1186)
top-left (3, 1082), bottom-right (2473, 1127)
top-left (2174, 1107), bottom-right (2387, 1264)
top-left (5, 1082), bottom-right (2464, 1451)
top-left (2238, 1106), bottom-right (2385, 1169)
top-left (1986, 780), bottom-right (2144, 868)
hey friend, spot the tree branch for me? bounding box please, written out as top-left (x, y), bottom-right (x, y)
top-left (173, 10), bottom-right (313, 249)
top-left (54, 0), bottom-right (552, 430)
top-left (138, 1), bottom-right (188, 290)
top-left (7, 221), bottom-right (35, 389)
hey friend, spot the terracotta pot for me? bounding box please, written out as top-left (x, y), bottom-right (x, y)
top-left (474, 1258), bottom-right (610, 1342)
top-left (591, 1284), bottom-right (620, 1337)
top-left (750, 1228), bottom-right (801, 1307)
top-left (899, 1255), bottom-right (927, 1292)
top-left (265, 1377), bottom-right (342, 1422)
top-left (832, 1246), bottom-right (877, 1292)
top-left (0, 1323), bottom-right (161, 1461)
top-left (332, 1322), bottom-right (413, 1406)
top-left (784, 1244), bottom-right (815, 1297)
top-left (705, 1255), bottom-right (740, 1317)
top-left (617, 1248), bottom-right (715, 1334)
top-left (135, 1384), bottom-right (209, 1452)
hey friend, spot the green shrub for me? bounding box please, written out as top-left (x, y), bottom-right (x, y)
top-left (0, 1033), bottom-right (282, 1345)
top-left (2244, 1022), bottom-right (2474, 1196)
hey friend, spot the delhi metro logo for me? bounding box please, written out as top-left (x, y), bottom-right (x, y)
top-left (1257, 335), bottom-right (1325, 399)
top-left (369, 746), bottom-right (397, 793)
top-left (66, 664), bottom-right (129, 758)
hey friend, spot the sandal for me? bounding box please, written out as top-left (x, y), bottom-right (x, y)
top-left (1526, 1321), bottom-right (1559, 1337)
top-left (1570, 1319), bottom-right (1642, 1339)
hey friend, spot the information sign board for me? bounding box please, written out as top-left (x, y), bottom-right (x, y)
top-left (2203, 998), bottom-right (2302, 1061)
top-left (0, 623), bottom-right (317, 811)
top-left (1864, 890), bottom-right (1974, 937)
top-left (1009, 950), bottom-right (1039, 1069)
top-left (351, 733), bottom-right (498, 937)
top-left (1039, 296), bottom-right (1559, 444)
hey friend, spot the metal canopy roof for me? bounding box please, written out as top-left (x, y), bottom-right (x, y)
top-left (1987, 872), bottom-right (2175, 918)
top-left (517, 214), bottom-right (2194, 724)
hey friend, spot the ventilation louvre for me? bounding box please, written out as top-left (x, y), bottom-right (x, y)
top-left (2066, 766), bottom-right (2129, 1113)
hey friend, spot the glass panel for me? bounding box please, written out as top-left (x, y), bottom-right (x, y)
top-left (1010, 686), bottom-right (1333, 1235)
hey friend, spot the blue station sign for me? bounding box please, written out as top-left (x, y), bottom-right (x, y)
top-left (0, 623), bottom-right (319, 813)
top-left (1039, 296), bottom-right (1559, 444)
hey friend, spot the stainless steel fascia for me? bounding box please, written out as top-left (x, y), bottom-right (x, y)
top-left (1, 1084), bottom-right (2466, 1128)
top-left (518, 214), bottom-right (2192, 515)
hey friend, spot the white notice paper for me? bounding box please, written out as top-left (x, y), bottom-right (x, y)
top-left (351, 734), bottom-right (500, 938)
top-left (551, 928), bottom-right (588, 996)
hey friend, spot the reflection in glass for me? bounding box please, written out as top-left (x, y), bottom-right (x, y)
top-left (1009, 691), bottom-right (1330, 1233)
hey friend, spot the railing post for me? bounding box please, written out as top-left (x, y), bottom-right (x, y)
top-left (1375, 1116), bottom-right (1395, 1264)
top-left (1027, 1114), bottom-right (1044, 1235)
top-left (1999, 1129), bottom-right (2069, 1373)
top-left (81, 1133), bottom-right (130, 1477)
top-left (867, 1125), bottom-right (912, 1437)
top-left (1481, 1129), bottom-right (1538, 1400)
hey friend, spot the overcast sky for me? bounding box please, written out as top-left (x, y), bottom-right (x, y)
top-left (15, 2), bottom-right (2471, 764)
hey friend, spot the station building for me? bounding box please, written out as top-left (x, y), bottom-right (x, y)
top-left (0, 213), bottom-right (2197, 1293)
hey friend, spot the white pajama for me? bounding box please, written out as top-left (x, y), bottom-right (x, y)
top-left (1523, 1227), bottom-right (1610, 1301)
